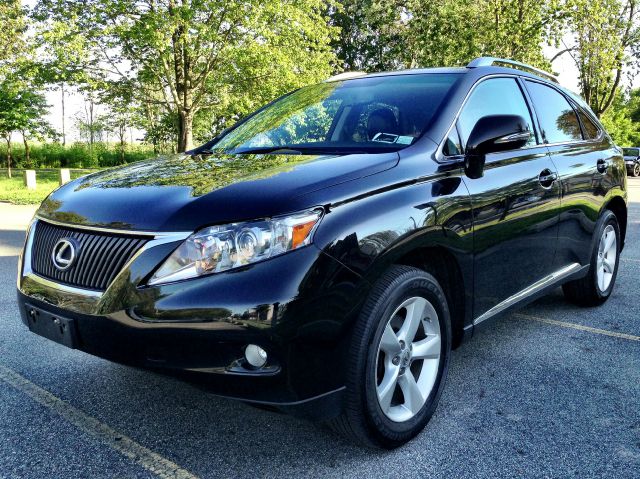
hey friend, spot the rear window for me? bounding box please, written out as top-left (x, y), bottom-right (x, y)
top-left (212, 74), bottom-right (461, 155)
top-left (623, 148), bottom-right (639, 156)
top-left (525, 81), bottom-right (582, 144)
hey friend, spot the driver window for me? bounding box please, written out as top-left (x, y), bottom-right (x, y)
top-left (458, 78), bottom-right (537, 149)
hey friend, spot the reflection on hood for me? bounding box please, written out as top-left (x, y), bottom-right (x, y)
top-left (74, 153), bottom-right (319, 197)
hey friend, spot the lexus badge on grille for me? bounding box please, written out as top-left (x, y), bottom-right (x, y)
top-left (51, 238), bottom-right (79, 271)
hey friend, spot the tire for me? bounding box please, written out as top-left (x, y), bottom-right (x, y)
top-left (563, 210), bottom-right (620, 306)
top-left (327, 265), bottom-right (451, 449)
top-left (633, 162), bottom-right (640, 177)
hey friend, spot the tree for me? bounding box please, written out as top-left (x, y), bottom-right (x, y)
top-left (329, 0), bottom-right (407, 71)
top-left (0, 81), bottom-right (53, 175)
top-left (552, 0), bottom-right (640, 117)
top-left (600, 88), bottom-right (640, 145)
top-left (102, 82), bottom-right (136, 164)
top-left (40, 0), bottom-right (338, 152)
top-left (329, 1), bottom-right (563, 72)
top-left (403, 0), bottom-right (562, 69)
top-left (33, 17), bottom-right (91, 146)
top-left (0, 1), bottom-right (26, 66)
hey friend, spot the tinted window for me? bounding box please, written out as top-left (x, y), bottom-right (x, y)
top-left (458, 78), bottom-right (536, 148)
top-left (525, 81), bottom-right (582, 143)
top-left (578, 110), bottom-right (599, 139)
top-left (623, 148), bottom-right (640, 156)
top-left (443, 127), bottom-right (462, 156)
top-left (212, 74), bottom-right (461, 154)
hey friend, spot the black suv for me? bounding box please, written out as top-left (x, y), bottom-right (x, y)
top-left (17, 57), bottom-right (627, 448)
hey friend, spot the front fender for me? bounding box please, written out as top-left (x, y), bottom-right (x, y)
top-left (314, 173), bottom-right (474, 324)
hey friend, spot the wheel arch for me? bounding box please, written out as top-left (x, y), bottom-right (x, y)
top-left (604, 195), bottom-right (627, 249)
top-left (394, 246), bottom-right (469, 349)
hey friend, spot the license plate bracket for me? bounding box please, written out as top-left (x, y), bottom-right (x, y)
top-left (24, 304), bottom-right (78, 349)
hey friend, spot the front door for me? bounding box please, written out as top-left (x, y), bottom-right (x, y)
top-left (455, 77), bottom-right (561, 320)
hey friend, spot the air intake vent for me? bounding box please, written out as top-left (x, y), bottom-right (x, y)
top-left (31, 221), bottom-right (147, 291)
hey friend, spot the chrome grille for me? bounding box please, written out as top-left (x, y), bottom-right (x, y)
top-left (31, 221), bottom-right (148, 291)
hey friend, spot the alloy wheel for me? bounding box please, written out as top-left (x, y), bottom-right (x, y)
top-left (597, 224), bottom-right (617, 292)
top-left (634, 163), bottom-right (640, 177)
top-left (375, 296), bottom-right (441, 423)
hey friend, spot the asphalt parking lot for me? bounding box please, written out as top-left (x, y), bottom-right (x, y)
top-left (1, 180), bottom-right (639, 479)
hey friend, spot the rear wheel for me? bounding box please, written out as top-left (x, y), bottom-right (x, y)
top-left (563, 210), bottom-right (620, 306)
top-left (328, 266), bottom-right (451, 448)
top-left (633, 162), bottom-right (640, 177)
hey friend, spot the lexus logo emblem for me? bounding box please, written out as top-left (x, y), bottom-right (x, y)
top-left (51, 238), bottom-right (79, 271)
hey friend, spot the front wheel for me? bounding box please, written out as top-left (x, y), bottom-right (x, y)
top-left (563, 210), bottom-right (620, 306)
top-left (328, 266), bottom-right (451, 448)
top-left (632, 162), bottom-right (640, 177)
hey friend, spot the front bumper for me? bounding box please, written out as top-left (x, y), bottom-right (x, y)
top-left (17, 219), bottom-right (364, 418)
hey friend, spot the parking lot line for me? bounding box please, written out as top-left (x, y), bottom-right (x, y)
top-left (515, 313), bottom-right (640, 342)
top-left (0, 364), bottom-right (199, 479)
top-left (622, 257), bottom-right (640, 263)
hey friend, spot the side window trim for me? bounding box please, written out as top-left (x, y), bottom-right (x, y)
top-left (522, 78), bottom-right (603, 147)
top-left (438, 74), bottom-right (543, 161)
top-left (515, 76), bottom-right (543, 145)
top-left (574, 103), bottom-right (604, 142)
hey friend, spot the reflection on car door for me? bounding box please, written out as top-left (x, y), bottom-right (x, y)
top-left (455, 77), bottom-right (561, 321)
top-left (523, 80), bottom-right (619, 268)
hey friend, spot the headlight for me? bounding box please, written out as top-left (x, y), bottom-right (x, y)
top-left (148, 209), bottom-right (322, 285)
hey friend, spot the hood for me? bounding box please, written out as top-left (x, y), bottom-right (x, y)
top-left (37, 152), bottom-right (399, 232)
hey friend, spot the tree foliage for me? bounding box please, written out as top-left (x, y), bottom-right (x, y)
top-left (329, 0), bottom-right (406, 71)
top-left (0, 1), bottom-right (55, 176)
top-left (601, 88), bottom-right (640, 144)
top-left (553, 0), bottom-right (640, 116)
top-left (0, 0), bottom-right (26, 66)
top-left (0, 82), bottom-right (54, 173)
top-left (39, 0), bottom-right (338, 152)
top-left (330, 0), bottom-right (563, 71)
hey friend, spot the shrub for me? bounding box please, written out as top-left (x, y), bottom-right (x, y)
top-left (0, 142), bottom-right (158, 169)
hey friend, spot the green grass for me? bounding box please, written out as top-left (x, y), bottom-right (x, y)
top-left (0, 170), bottom-right (97, 205)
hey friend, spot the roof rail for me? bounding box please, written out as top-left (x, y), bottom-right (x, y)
top-left (324, 71), bottom-right (367, 82)
top-left (467, 57), bottom-right (559, 84)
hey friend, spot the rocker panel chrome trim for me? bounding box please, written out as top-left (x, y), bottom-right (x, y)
top-left (473, 263), bottom-right (586, 326)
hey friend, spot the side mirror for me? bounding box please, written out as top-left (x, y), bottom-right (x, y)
top-left (464, 115), bottom-right (531, 179)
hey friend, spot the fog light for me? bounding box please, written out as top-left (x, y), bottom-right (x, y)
top-left (245, 344), bottom-right (267, 368)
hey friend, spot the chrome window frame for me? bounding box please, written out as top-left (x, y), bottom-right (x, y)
top-left (521, 77), bottom-right (604, 147)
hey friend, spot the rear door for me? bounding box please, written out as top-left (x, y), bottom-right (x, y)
top-left (523, 80), bottom-right (619, 267)
top-left (451, 77), bottom-right (561, 321)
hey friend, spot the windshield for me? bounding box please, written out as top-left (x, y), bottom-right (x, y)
top-left (623, 148), bottom-right (639, 156)
top-left (211, 74), bottom-right (461, 155)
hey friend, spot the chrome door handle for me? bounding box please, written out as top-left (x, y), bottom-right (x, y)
top-left (538, 169), bottom-right (557, 188)
top-left (597, 159), bottom-right (608, 173)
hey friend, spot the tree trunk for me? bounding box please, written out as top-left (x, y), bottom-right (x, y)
top-left (22, 130), bottom-right (30, 167)
top-left (89, 100), bottom-right (95, 147)
top-left (177, 110), bottom-right (194, 152)
top-left (61, 82), bottom-right (66, 146)
top-left (119, 127), bottom-right (126, 164)
top-left (4, 134), bottom-right (12, 178)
